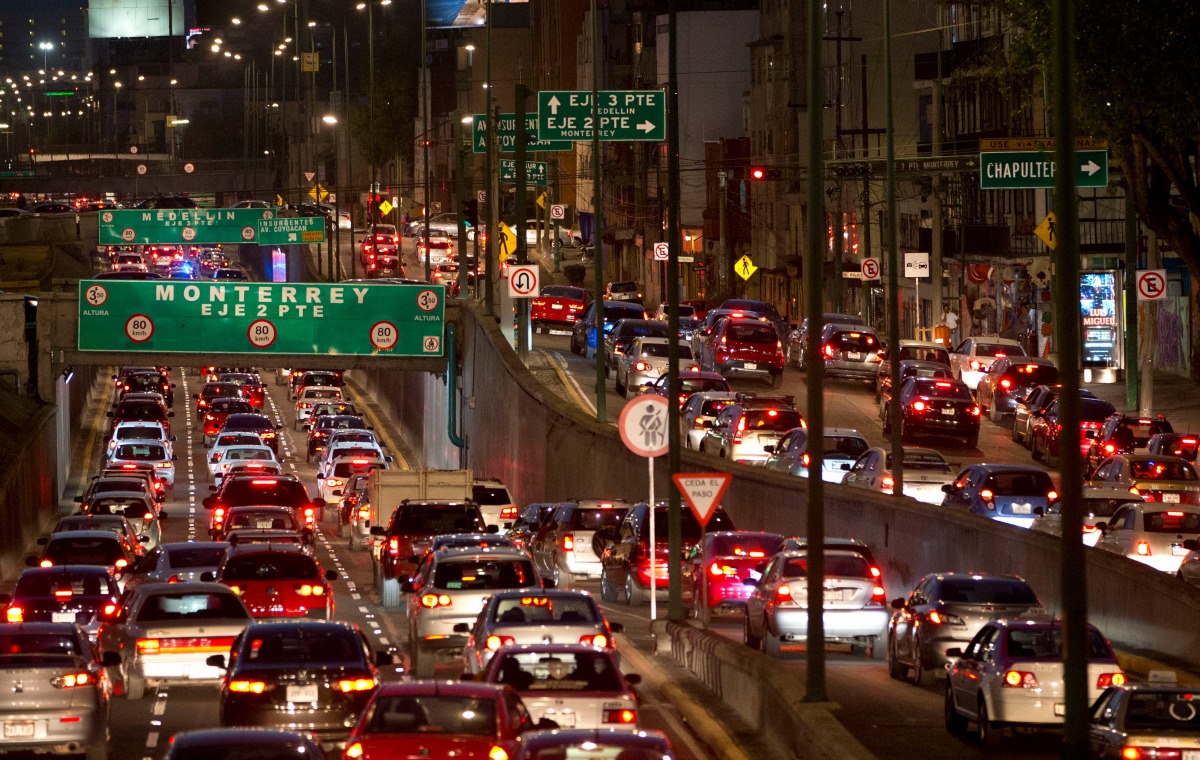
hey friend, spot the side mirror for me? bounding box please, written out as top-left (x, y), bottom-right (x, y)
top-left (941, 484), bottom-right (955, 494)
top-left (625, 673), bottom-right (642, 686)
top-left (610, 622), bottom-right (624, 633)
top-left (167, 412), bottom-right (175, 417)
top-left (303, 424), bottom-right (311, 431)
top-left (763, 445), bottom-right (775, 454)
top-left (169, 435), bottom-right (177, 442)
top-left (200, 571), bottom-right (215, 582)
top-left (1095, 521), bottom-right (1108, 532)
top-left (74, 496), bottom-right (83, 503)
top-left (205, 654), bottom-right (227, 669)
top-left (106, 411), bottom-right (113, 417)
top-left (275, 424), bottom-right (284, 431)
top-left (400, 579), bottom-right (415, 593)
top-left (192, 394), bottom-right (199, 400)
top-left (741, 577), bottom-right (758, 586)
top-left (36, 537), bottom-right (47, 546)
top-left (370, 526), bottom-right (386, 536)
top-left (945, 647), bottom-right (963, 658)
top-left (386, 456), bottom-right (395, 463)
top-left (486, 525), bottom-right (499, 534)
top-left (1033, 506), bottom-right (1044, 516)
top-left (542, 578), bottom-right (557, 589)
top-left (172, 455), bottom-right (178, 461)
top-left (101, 651), bottom-right (122, 667)
top-left (312, 498), bottom-right (326, 508)
top-left (453, 623), bottom-right (470, 633)
top-left (202, 496), bottom-right (215, 509)
top-left (890, 598), bottom-right (906, 610)
top-left (532, 718), bottom-right (559, 731)
top-left (139, 535), bottom-right (150, 543)
top-left (103, 435), bottom-right (112, 441)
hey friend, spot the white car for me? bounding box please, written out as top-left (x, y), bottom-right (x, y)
top-left (763, 427), bottom-right (871, 483)
top-left (294, 385), bottom-right (344, 429)
top-left (1093, 501), bottom-right (1200, 573)
top-left (473, 479), bottom-right (517, 529)
top-left (319, 455), bottom-right (388, 505)
top-left (680, 391), bottom-right (738, 450)
top-left (840, 446), bottom-right (956, 505)
top-left (212, 445), bottom-right (279, 484)
top-left (948, 336), bottom-right (1025, 391)
top-left (107, 441), bottom-right (176, 496)
top-left (205, 432), bottom-right (266, 477)
top-left (481, 644), bottom-right (637, 729)
top-left (944, 617), bottom-right (1124, 743)
top-left (109, 421), bottom-right (174, 458)
top-left (315, 440), bottom-right (389, 479)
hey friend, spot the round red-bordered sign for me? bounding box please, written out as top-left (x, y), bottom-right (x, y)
top-left (1137, 270), bottom-right (1166, 301)
top-left (125, 314), bottom-right (154, 343)
top-left (247, 319), bottom-right (278, 349)
top-left (618, 395), bottom-right (670, 458)
top-left (181, 227), bottom-right (196, 242)
top-left (416, 289), bottom-right (440, 312)
top-left (370, 320), bottom-right (399, 351)
top-left (84, 284), bottom-right (108, 307)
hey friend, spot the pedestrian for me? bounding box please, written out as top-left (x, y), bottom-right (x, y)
top-left (942, 303), bottom-right (959, 347)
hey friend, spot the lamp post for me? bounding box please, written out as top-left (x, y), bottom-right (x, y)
top-left (322, 114), bottom-right (341, 281)
top-left (38, 42), bottom-right (53, 70)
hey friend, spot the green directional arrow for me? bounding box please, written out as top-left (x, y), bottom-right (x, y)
top-left (979, 149), bottom-right (1108, 190)
top-left (537, 90), bottom-right (665, 142)
top-left (500, 159), bottom-right (548, 186)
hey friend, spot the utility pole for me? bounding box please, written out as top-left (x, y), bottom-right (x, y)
top-left (824, 7), bottom-right (859, 311)
top-left (515, 85), bottom-right (531, 358)
top-left (884, 0), bottom-right (904, 502)
top-left (1124, 202), bottom-right (1138, 409)
top-left (666, 0), bottom-right (683, 622)
top-left (345, 24), bottom-right (356, 277)
top-left (718, 141), bottom-right (728, 297)
top-left (421, 0), bottom-right (432, 283)
top-left (456, 113), bottom-right (469, 298)
top-left (483, 6), bottom-right (496, 317)
top-left (589, 0), bottom-right (606, 423)
top-left (929, 3), bottom-right (945, 322)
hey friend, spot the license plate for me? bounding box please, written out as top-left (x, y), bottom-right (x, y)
top-left (1054, 703), bottom-right (1065, 717)
top-left (287, 685), bottom-right (319, 704)
top-left (848, 352), bottom-right (862, 361)
top-left (256, 520), bottom-right (275, 529)
top-left (941, 408), bottom-right (955, 416)
top-left (3, 722), bottom-right (34, 738)
top-left (51, 611), bottom-right (76, 623)
top-left (549, 712), bottom-right (576, 728)
top-left (1183, 752), bottom-right (1200, 760)
top-left (1163, 493), bottom-right (1182, 503)
top-left (824, 590), bottom-right (845, 602)
top-left (1011, 503), bottom-right (1032, 515)
top-left (551, 304), bottom-right (562, 309)
top-left (744, 363), bottom-right (758, 370)
top-left (1172, 544), bottom-right (1190, 556)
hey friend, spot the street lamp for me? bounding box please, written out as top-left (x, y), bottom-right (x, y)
top-left (38, 42), bottom-right (53, 70)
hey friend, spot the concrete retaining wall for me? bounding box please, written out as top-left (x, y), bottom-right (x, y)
top-left (0, 404), bottom-right (57, 581)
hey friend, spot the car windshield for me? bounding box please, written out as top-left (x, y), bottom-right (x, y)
top-left (472, 487), bottom-right (511, 505)
top-left (165, 546), bottom-right (227, 568)
top-left (727, 324), bottom-right (778, 344)
top-left (829, 331), bottom-right (877, 352)
top-left (1122, 691), bottom-right (1200, 730)
top-left (641, 509), bottom-right (733, 541)
top-left (136, 591), bottom-right (248, 622)
top-left (1003, 363), bottom-right (1059, 385)
top-left (938, 577), bottom-right (1039, 605)
top-left (1129, 460), bottom-right (1198, 480)
top-left (782, 552), bottom-right (871, 578)
top-left (366, 695), bottom-right (497, 735)
top-left (14, 573), bottom-right (116, 598)
top-left (710, 533), bottom-right (779, 558)
top-left (824, 435), bottom-right (869, 459)
top-left (568, 507), bottom-right (627, 531)
top-left (744, 409), bottom-right (802, 432)
top-left (1004, 627), bottom-right (1111, 659)
top-left (222, 553), bottom-right (320, 581)
top-left (1143, 511), bottom-right (1200, 533)
top-left (393, 506), bottom-right (485, 534)
top-left (492, 651), bottom-right (623, 691)
top-left (0, 634), bottom-right (81, 664)
top-left (115, 443), bottom-right (167, 461)
top-left (244, 629), bottom-right (362, 664)
top-left (432, 558), bottom-right (536, 590)
top-left (492, 596), bottom-right (599, 625)
top-left (885, 451), bottom-right (952, 472)
top-left (974, 343), bottom-right (1025, 358)
top-left (982, 470), bottom-right (1056, 494)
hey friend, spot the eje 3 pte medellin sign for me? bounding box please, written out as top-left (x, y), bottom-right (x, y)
top-left (78, 280), bottom-right (445, 357)
top-left (95, 208), bottom-right (327, 246)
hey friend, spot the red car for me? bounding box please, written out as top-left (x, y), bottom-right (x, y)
top-left (684, 530), bottom-right (784, 618)
top-left (194, 381), bottom-right (245, 419)
top-left (1030, 396), bottom-right (1117, 467)
top-left (203, 474), bottom-right (324, 538)
top-left (360, 225), bottom-right (403, 276)
top-left (219, 372), bottom-right (265, 409)
top-left (208, 546), bottom-right (337, 620)
top-left (343, 682), bottom-right (545, 760)
top-left (703, 317), bottom-right (786, 388)
top-left (202, 397), bottom-right (255, 446)
top-left (531, 285), bottom-right (591, 333)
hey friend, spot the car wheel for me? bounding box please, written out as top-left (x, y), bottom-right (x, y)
top-left (1046, 448), bottom-right (1060, 469)
top-left (1011, 424), bottom-right (1021, 443)
top-left (964, 434), bottom-right (979, 449)
top-left (306, 450), bottom-right (314, 464)
top-left (692, 591), bottom-right (711, 626)
top-left (770, 371), bottom-right (784, 389)
top-left (976, 698), bottom-right (999, 747)
top-left (600, 569), bottom-right (618, 602)
top-left (380, 577), bottom-right (402, 608)
top-left (625, 574), bottom-right (646, 606)
top-left (887, 635), bottom-right (905, 680)
top-left (1030, 435), bottom-right (1043, 461)
top-left (743, 611), bottom-right (761, 649)
top-left (410, 642), bottom-right (436, 678)
top-left (551, 564), bottom-right (567, 591)
top-left (124, 669), bottom-right (146, 700)
top-left (202, 434), bottom-right (212, 447)
top-left (911, 640), bottom-right (930, 686)
top-left (882, 407), bottom-right (892, 434)
top-left (337, 521), bottom-right (347, 538)
top-left (570, 335), bottom-right (582, 355)
top-left (349, 530), bottom-right (362, 551)
top-left (698, 442), bottom-right (707, 454)
top-left (944, 682), bottom-right (968, 735)
top-left (616, 374), bottom-right (627, 397)
top-left (764, 623), bottom-right (784, 658)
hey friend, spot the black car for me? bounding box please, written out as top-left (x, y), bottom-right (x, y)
top-left (306, 414), bottom-right (369, 462)
top-left (975, 356), bottom-right (1059, 423)
top-left (715, 298), bottom-right (787, 338)
top-left (1085, 413), bottom-right (1175, 474)
top-left (220, 413), bottom-right (284, 455)
top-left (162, 728), bottom-right (328, 760)
top-left (884, 376), bottom-right (981, 449)
top-left (1, 566), bottom-right (121, 640)
top-left (604, 318), bottom-right (670, 373)
top-left (1147, 432), bottom-right (1200, 463)
top-left (120, 371), bottom-right (175, 406)
top-left (875, 359), bottom-right (953, 405)
top-left (209, 621), bottom-right (387, 743)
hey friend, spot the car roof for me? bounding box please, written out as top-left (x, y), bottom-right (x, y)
top-left (47, 530), bottom-right (124, 540)
top-left (168, 728), bottom-right (318, 748)
top-left (521, 730), bottom-right (670, 751)
top-left (488, 589), bottom-right (595, 601)
top-left (967, 463), bottom-right (1053, 473)
top-left (19, 565), bottom-right (116, 577)
top-left (431, 546), bottom-right (531, 562)
top-left (225, 544), bottom-right (314, 558)
top-left (242, 620), bottom-right (357, 635)
top-left (374, 681), bottom-right (510, 698)
top-left (129, 581), bottom-right (235, 595)
top-left (823, 427), bottom-right (866, 438)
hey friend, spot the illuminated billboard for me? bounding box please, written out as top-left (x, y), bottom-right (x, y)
top-left (429, 0), bottom-right (528, 29)
top-left (89, 0), bottom-right (186, 39)
top-left (1080, 270), bottom-right (1121, 368)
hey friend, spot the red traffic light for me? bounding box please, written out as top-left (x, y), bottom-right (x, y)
top-left (750, 167), bottom-right (767, 180)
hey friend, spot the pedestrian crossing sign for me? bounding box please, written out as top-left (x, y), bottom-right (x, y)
top-left (1034, 212), bottom-right (1057, 250)
top-left (735, 255), bottom-right (758, 280)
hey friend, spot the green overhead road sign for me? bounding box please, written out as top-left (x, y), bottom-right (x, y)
top-left (257, 216), bottom-right (326, 245)
top-left (979, 149), bottom-right (1109, 190)
top-left (538, 90), bottom-right (665, 141)
top-left (472, 113), bottom-right (572, 154)
top-left (500, 159), bottom-right (548, 186)
top-left (78, 280), bottom-right (446, 357)
top-left (98, 208), bottom-right (277, 245)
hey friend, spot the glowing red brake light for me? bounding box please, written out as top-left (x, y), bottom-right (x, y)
top-left (251, 479), bottom-right (278, 485)
top-left (562, 534), bottom-right (575, 552)
top-left (911, 400), bottom-right (927, 412)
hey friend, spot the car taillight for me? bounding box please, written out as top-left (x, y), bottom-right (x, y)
top-left (970, 405), bottom-right (981, 416)
top-left (927, 610), bottom-right (965, 625)
top-left (801, 452), bottom-right (811, 467)
top-left (486, 635), bottom-right (515, 650)
top-left (871, 585), bottom-right (886, 604)
top-left (709, 562), bottom-right (728, 578)
top-left (1096, 672), bottom-right (1127, 688)
top-left (115, 559), bottom-right (128, 569)
top-left (969, 360), bottom-right (983, 370)
top-left (562, 533), bottom-right (575, 552)
top-left (775, 583), bottom-right (793, 603)
top-left (296, 584), bottom-right (326, 596)
top-left (1048, 490), bottom-right (1059, 502)
top-left (1003, 670), bottom-right (1039, 688)
top-left (336, 678), bottom-right (377, 692)
top-left (733, 416), bottom-right (746, 443)
top-left (500, 507), bottom-right (518, 520)
top-left (580, 633), bottom-right (609, 648)
top-left (911, 400), bottom-right (926, 412)
top-left (136, 638), bottom-right (160, 654)
top-left (228, 679), bottom-right (268, 693)
top-left (603, 709), bottom-right (637, 724)
top-left (357, 507), bottom-right (370, 520)
top-left (155, 462), bottom-right (171, 469)
top-left (345, 742), bottom-right (364, 760)
top-left (869, 565), bottom-right (881, 579)
top-left (5, 605), bottom-right (23, 623)
top-left (1136, 540), bottom-right (1151, 556)
top-left (634, 361), bottom-right (651, 372)
top-left (999, 379), bottom-right (1012, 389)
top-left (1105, 444), bottom-right (1116, 454)
top-left (388, 537), bottom-right (400, 556)
top-left (823, 344), bottom-right (833, 358)
top-left (980, 489), bottom-right (995, 508)
top-left (420, 594), bottom-right (452, 608)
top-left (101, 603), bottom-right (119, 618)
top-left (52, 672), bottom-right (93, 688)
top-left (326, 478), bottom-right (343, 489)
top-left (881, 475), bottom-right (895, 492)
top-left (489, 746), bottom-right (509, 760)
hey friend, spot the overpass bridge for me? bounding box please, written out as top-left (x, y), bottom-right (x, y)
top-left (0, 156), bottom-right (276, 200)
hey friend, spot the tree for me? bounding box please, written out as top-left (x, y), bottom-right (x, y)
top-left (985, 0), bottom-right (1200, 373)
top-left (346, 22), bottom-right (418, 194)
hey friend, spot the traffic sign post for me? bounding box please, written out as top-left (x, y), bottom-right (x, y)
top-left (1136, 270), bottom-right (1167, 301)
top-left (77, 280), bottom-right (445, 357)
top-left (979, 149), bottom-right (1108, 189)
top-left (98, 208), bottom-right (277, 246)
top-left (500, 159), bottom-right (549, 187)
top-left (653, 242), bottom-right (669, 261)
top-left (619, 395), bottom-right (670, 620)
top-left (257, 216), bottom-right (327, 245)
top-left (472, 112), bottom-right (572, 154)
top-left (861, 257), bottom-right (880, 281)
top-left (507, 265), bottom-right (540, 298)
top-left (538, 90), bottom-right (666, 142)
top-left (550, 204), bottom-right (566, 220)
top-left (905, 252), bottom-right (931, 335)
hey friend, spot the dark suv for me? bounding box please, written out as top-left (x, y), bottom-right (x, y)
top-left (122, 371), bottom-right (176, 406)
top-left (1029, 396), bottom-right (1118, 467)
top-left (701, 317), bottom-right (785, 387)
top-left (369, 500), bottom-right (492, 608)
top-left (975, 356), bottom-right (1059, 423)
top-left (204, 474), bottom-right (324, 540)
top-left (884, 377), bottom-right (981, 449)
top-left (604, 319), bottom-right (670, 374)
top-left (306, 414), bottom-right (368, 462)
top-left (1085, 413), bottom-right (1175, 474)
top-left (599, 501), bottom-right (734, 606)
top-left (220, 413), bottom-right (284, 455)
top-left (108, 397), bottom-right (174, 433)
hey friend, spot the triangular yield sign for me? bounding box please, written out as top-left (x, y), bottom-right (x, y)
top-left (672, 472), bottom-right (732, 527)
top-left (304, 172), bottom-right (316, 183)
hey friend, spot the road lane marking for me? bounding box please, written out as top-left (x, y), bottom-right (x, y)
top-left (541, 350), bottom-right (597, 415)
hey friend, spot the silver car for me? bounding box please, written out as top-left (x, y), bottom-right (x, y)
top-left (614, 337), bottom-right (696, 398)
top-left (459, 590), bottom-right (620, 675)
top-left (840, 446), bottom-right (957, 505)
top-left (763, 427), bottom-right (870, 483)
top-left (886, 572), bottom-right (1042, 685)
top-left (680, 391), bottom-right (739, 450)
top-left (404, 547), bottom-right (543, 678)
top-left (818, 322), bottom-right (883, 385)
top-left (80, 492), bottom-right (164, 551)
top-left (123, 542), bottom-right (229, 589)
top-left (532, 501), bottom-right (629, 587)
top-left (97, 581), bottom-right (252, 699)
top-left (0, 622), bottom-right (119, 760)
top-left (743, 548), bottom-right (889, 658)
top-left (698, 398), bottom-right (804, 465)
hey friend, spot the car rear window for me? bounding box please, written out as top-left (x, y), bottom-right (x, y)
top-left (303, 388), bottom-right (342, 400)
top-left (492, 595), bottom-right (599, 624)
top-left (938, 577), bottom-right (1039, 605)
top-left (136, 591), bottom-right (248, 622)
top-left (1080, 399), bottom-right (1117, 421)
top-left (602, 306), bottom-right (646, 326)
top-left (1144, 511), bottom-right (1200, 533)
top-left (472, 486), bottom-right (512, 505)
top-left (115, 426), bottom-right (165, 441)
top-left (245, 628), bottom-right (363, 664)
top-left (897, 346), bottom-right (949, 364)
top-left (825, 435), bottom-right (869, 459)
top-left (393, 506), bottom-right (485, 534)
top-left (44, 538), bottom-right (123, 565)
top-left (220, 478), bottom-right (310, 507)
top-left (744, 409), bottom-right (802, 432)
top-left (1004, 627), bottom-right (1111, 659)
top-left (642, 509), bottom-right (733, 541)
top-left (829, 331), bottom-right (877, 352)
top-left (221, 553), bottom-right (320, 581)
top-left (782, 552), bottom-right (871, 579)
top-left (432, 558), bottom-right (536, 589)
top-left (116, 402), bottom-right (166, 420)
top-left (366, 695), bottom-right (497, 736)
top-left (681, 378), bottom-right (730, 394)
top-left (610, 282), bottom-right (638, 293)
top-left (492, 650), bottom-right (623, 691)
top-left (1156, 436), bottom-right (1200, 460)
top-left (223, 414), bottom-right (275, 431)
top-left (227, 510), bottom-right (295, 531)
top-left (568, 507), bottom-right (627, 531)
top-left (216, 434), bottom-right (261, 447)
top-left (0, 634), bottom-right (81, 661)
top-left (202, 383), bottom-right (242, 398)
top-left (710, 533), bottom-right (779, 558)
top-left (115, 443), bottom-right (167, 460)
top-left (333, 460), bottom-right (383, 477)
top-left (1003, 363), bottom-right (1059, 385)
top-left (701, 398), bottom-right (732, 416)
top-left (638, 343), bottom-right (692, 359)
top-left (1129, 460), bottom-right (1198, 481)
top-left (209, 398), bottom-right (251, 413)
top-left (165, 546), bottom-right (227, 568)
top-left (542, 286), bottom-right (584, 299)
top-left (15, 573), bottom-right (117, 598)
top-left (302, 373), bottom-right (341, 386)
top-left (1122, 692), bottom-right (1200, 730)
top-left (982, 470), bottom-right (1056, 494)
top-left (975, 343), bottom-right (1025, 358)
top-left (911, 379), bottom-right (974, 400)
top-left (727, 324), bottom-right (778, 344)
top-left (89, 498), bottom-right (150, 517)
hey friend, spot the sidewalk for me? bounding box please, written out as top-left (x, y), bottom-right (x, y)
top-left (1083, 369), bottom-right (1200, 431)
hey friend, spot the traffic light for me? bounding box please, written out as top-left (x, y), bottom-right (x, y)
top-left (461, 199), bottom-right (479, 226)
top-left (749, 166), bottom-right (782, 180)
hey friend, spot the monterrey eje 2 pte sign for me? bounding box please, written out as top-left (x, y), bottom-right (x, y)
top-left (78, 280), bottom-right (444, 357)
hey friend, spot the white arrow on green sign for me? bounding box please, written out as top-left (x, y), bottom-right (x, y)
top-left (257, 216), bottom-right (326, 245)
top-left (538, 90), bottom-right (665, 142)
top-left (500, 159), bottom-right (548, 187)
top-left (979, 149), bottom-right (1108, 190)
top-left (472, 113), bottom-right (572, 154)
